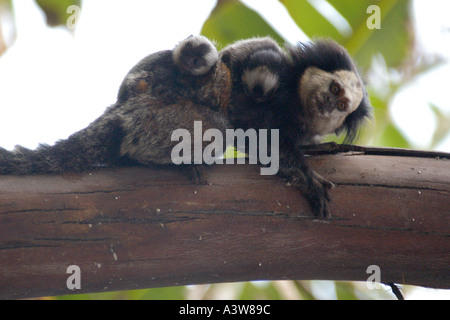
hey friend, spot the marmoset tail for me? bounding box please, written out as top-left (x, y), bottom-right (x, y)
top-left (0, 111), bottom-right (125, 174)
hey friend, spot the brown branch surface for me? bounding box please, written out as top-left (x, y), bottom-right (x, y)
top-left (0, 148), bottom-right (449, 299)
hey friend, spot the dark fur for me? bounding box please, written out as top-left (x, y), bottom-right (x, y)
top-left (0, 36), bottom-right (371, 219)
top-left (286, 40), bottom-right (372, 144)
top-left (223, 39), bottom-right (372, 218)
top-left (223, 38), bottom-right (290, 131)
top-left (0, 36), bottom-right (232, 175)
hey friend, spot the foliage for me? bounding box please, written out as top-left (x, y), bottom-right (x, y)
top-left (201, 0), bottom-right (285, 49)
top-left (200, 0), bottom-right (448, 151)
top-left (0, 0), bottom-right (81, 55)
top-left (203, 0), bottom-right (417, 149)
top-left (51, 280), bottom-right (398, 300)
top-left (34, 0), bottom-right (81, 26)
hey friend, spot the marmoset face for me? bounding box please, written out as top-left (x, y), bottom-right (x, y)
top-left (299, 66), bottom-right (364, 137)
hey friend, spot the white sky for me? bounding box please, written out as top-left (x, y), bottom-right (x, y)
top-left (0, 0), bottom-right (449, 300)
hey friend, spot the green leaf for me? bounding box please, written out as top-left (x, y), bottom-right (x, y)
top-left (201, 0), bottom-right (285, 49)
top-left (335, 281), bottom-right (359, 300)
top-left (34, 0), bottom-right (81, 28)
top-left (294, 281), bottom-right (317, 300)
top-left (377, 123), bottom-right (410, 148)
top-left (429, 104), bottom-right (450, 149)
top-left (0, 0), bottom-right (13, 56)
top-left (327, 0), bottom-right (376, 32)
top-left (279, 0), bottom-right (413, 71)
top-left (279, 0), bottom-right (343, 42)
top-left (0, 0), bottom-right (12, 9)
top-left (223, 146), bottom-right (246, 159)
top-left (54, 286), bottom-right (187, 300)
top-left (238, 282), bottom-right (283, 300)
top-left (136, 286), bottom-right (187, 300)
top-left (345, 0), bottom-right (413, 70)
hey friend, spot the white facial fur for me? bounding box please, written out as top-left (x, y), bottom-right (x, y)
top-left (242, 66), bottom-right (279, 96)
top-left (299, 66), bottom-right (363, 140)
top-left (172, 35), bottom-right (219, 76)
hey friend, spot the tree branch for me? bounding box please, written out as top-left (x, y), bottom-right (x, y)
top-left (0, 147), bottom-right (449, 299)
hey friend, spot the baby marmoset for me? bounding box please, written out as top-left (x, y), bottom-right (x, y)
top-left (0, 35), bottom-right (371, 219)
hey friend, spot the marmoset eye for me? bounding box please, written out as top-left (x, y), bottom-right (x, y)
top-left (330, 81), bottom-right (340, 95)
top-left (336, 101), bottom-right (347, 111)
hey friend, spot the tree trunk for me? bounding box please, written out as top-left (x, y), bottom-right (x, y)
top-left (0, 147), bottom-right (449, 299)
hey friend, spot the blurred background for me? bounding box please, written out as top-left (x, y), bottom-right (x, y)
top-left (0, 0), bottom-right (448, 299)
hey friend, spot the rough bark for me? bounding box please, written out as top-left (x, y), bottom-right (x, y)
top-left (0, 147), bottom-right (449, 299)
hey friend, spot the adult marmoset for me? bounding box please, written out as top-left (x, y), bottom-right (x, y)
top-left (203, 37), bottom-right (372, 218)
top-left (273, 40), bottom-right (372, 218)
